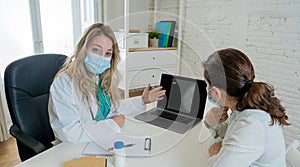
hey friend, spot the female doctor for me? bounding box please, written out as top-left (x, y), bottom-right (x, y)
top-left (48, 23), bottom-right (165, 143)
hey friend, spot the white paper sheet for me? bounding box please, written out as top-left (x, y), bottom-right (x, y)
top-left (82, 134), bottom-right (151, 157)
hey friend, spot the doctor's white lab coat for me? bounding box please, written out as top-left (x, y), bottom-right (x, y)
top-left (48, 73), bottom-right (146, 144)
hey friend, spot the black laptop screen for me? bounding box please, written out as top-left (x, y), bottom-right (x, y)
top-left (158, 74), bottom-right (207, 119)
top-left (167, 78), bottom-right (196, 114)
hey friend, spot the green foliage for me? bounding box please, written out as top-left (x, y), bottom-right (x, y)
top-left (148, 29), bottom-right (160, 39)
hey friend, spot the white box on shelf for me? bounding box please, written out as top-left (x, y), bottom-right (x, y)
top-left (115, 32), bottom-right (148, 48)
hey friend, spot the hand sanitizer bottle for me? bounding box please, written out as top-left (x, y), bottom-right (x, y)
top-left (113, 141), bottom-right (126, 167)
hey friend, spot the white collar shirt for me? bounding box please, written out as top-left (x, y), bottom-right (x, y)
top-left (48, 73), bottom-right (146, 144)
top-left (208, 109), bottom-right (286, 167)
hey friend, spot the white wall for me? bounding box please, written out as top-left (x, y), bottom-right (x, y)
top-left (158, 0), bottom-right (300, 146)
top-left (106, 0), bottom-right (151, 32)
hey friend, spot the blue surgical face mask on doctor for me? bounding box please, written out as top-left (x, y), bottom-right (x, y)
top-left (207, 88), bottom-right (222, 109)
top-left (84, 51), bottom-right (111, 74)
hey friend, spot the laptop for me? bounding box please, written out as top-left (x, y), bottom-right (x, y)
top-left (135, 73), bottom-right (207, 134)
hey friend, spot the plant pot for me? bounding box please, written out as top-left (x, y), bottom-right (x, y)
top-left (149, 38), bottom-right (158, 47)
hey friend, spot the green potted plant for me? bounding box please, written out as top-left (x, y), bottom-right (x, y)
top-left (148, 29), bottom-right (160, 47)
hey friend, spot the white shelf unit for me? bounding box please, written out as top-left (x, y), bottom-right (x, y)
top-left (118, 48), bottom-right (178, 91)
top-left (106, 0), bottom-right (184, 98)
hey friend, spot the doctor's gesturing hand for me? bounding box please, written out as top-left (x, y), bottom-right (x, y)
top-left (111, 84), bottom-right (166, 128)
top-left (142, 84), bottom-right (166, 104)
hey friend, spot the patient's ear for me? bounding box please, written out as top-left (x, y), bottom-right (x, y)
top-left (212, 86), bottom-right (223, 102)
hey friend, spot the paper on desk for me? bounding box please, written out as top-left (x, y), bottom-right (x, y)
top-left (83, 134), bottom-right (151, 157)
top-left (83, 142), bottom-right (112, 156)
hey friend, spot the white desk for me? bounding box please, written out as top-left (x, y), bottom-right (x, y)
top-left (15, 112), bottom-right (214, 167)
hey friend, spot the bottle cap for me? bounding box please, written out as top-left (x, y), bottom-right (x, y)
top-left (114, 141), bottom-right (124, 149)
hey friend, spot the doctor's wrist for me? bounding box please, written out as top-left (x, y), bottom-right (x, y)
top-left (141, 95), bottom-right (149, 104)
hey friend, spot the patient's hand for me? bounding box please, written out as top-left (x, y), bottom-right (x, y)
top-left (208, 141), bottom-right (222, 157)
top-left (205, 107), bottom-right (228, 127)
top-left (142, 84), bottom-right (166, 104)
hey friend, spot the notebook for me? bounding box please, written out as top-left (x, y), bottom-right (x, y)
top-left (135, 74), bottom-right (207, 134)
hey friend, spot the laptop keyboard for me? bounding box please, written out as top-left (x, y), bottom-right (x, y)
top-left (152, 110), bottom-right (194, 124)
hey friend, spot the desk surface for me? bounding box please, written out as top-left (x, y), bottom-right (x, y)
top-left (15, 112), bottom-right (213, 167)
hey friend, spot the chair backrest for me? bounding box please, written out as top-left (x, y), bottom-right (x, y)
top-left (286, 140), bottom-right (300, 167)
top-left (4, 54), bottom-right (66, 160)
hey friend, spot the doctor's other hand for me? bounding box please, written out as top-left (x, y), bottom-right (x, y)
top-left (208, 141), bottom-right (222, 157)
top-left (205, 106), bottom-right (228, 127)
top-left (111, 114), bottom-right (125, 127)
top-left (142, 84), bottom-right (166, 104)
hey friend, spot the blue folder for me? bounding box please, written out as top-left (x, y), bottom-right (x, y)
top-left (159, 21), bottom-right (176, 47)
top-left (156, 22), bottom-right (171, 47)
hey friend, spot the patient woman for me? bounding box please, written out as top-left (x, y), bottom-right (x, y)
top-left (48, 23), bottom-right (165, 143)
top-left (203, 48), bottom-right (289, 167)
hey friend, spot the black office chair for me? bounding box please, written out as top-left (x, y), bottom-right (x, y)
top-left (4, 54), bottom-right (66, 161)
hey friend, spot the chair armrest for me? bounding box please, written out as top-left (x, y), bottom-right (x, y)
top-left (10, 124), bottom-right (47, 154)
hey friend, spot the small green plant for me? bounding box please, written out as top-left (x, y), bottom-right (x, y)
top-left (148, 29), bottom-right (160, 39)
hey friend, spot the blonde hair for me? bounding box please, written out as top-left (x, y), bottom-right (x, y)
top-left (56, 23), bottom-right (121, 107)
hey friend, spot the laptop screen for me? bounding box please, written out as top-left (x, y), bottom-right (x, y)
top-left (167, 78), bottom-right (196, 113)
top-left (157, 74), bottom-right (207, 119)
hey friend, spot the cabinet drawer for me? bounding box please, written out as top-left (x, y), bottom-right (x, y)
top-left (127, 67), bottom-right (177, 89)
top-left (127, 50), bottom-right (177, 69)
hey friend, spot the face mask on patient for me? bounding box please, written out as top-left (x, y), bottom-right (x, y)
top-left (207, 89), bottom-right (222, 109)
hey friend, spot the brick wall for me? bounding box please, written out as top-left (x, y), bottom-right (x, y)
top-left (157, 0), bottom-right (300, 146)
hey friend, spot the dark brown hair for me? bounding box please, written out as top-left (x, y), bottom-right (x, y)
top-left (204, 48), bottom-right (289, 126)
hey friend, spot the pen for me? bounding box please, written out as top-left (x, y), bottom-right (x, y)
top-left (107, 143), bottom-right (136, 151)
